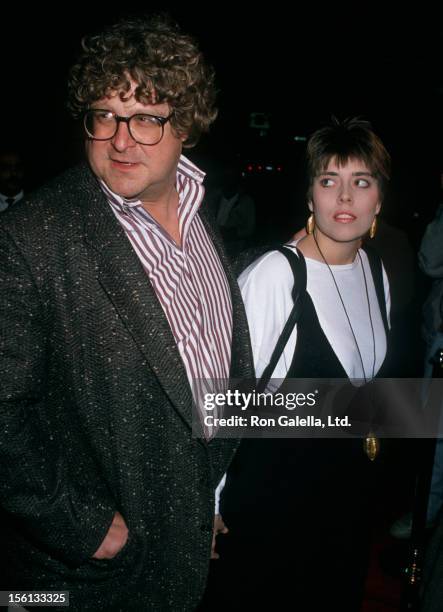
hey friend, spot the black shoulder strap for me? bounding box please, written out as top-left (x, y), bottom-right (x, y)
top-left (361, 243), bottom-right (389, 336)
top-left (256, 246), bottom-right (307, 393)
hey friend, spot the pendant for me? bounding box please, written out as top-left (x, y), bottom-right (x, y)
top-left (364, 431), bottom-right (380, 461)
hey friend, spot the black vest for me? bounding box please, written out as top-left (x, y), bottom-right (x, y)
top-left (221, 246), bottom-right (392, 528)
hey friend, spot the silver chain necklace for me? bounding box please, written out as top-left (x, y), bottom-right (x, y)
top-left (312, 233), bottom-right (376, 383)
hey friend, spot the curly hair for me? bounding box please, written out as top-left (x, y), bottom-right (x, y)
top-left (67, 15), bottom-right (217, 147)
top-left (306, 117), bottom-right (391, 200)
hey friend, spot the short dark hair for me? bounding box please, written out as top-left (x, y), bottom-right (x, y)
top-left (306, 117), bottom-right (391, 199)
top-left (67, 15), bottom-right (217, 147)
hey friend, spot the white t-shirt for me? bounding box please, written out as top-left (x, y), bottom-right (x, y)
top-left (239, 241), bottom-right (390, 383)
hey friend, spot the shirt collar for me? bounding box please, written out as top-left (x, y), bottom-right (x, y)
top-left (177, 155), bottom-right (205, 184)
top-left (98, 154), bottom-right (205, 215)
top-left (0, 191), bottom-right (24, 206)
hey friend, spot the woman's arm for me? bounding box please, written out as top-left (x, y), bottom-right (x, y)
top-left (238, 249), bottom-right (298, 380)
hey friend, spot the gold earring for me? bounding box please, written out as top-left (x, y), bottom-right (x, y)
top-left (364, 431), bottom-right (380, 461)
top-left (306, 213), bottom-right (315, 235)
top-left (369, 216), bottom-right (377, 239)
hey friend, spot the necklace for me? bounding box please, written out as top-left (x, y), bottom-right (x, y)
top-left (312, 233), bottom-right (376, 382)
top-left (312, 233), bottom-right (379, 460)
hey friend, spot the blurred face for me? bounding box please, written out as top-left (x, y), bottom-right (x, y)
top-left (85, 80), bottom-right (186, 202)
top-left (310, 157), bottom-right (381, 243)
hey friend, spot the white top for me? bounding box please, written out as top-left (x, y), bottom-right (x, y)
top-left (214, 240), bottom-right (391, 513)
top-left (239, 241), bottom-right (390, 384)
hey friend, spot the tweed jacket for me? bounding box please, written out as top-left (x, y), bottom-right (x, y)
top-left (0, 163), bottom-right (254, 611)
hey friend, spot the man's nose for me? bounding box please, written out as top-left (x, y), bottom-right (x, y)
top-left (111, 120), bottom-right (136, 151)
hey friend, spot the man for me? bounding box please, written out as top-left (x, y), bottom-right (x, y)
top-left (0, 16), bottom-right (253, 611)
top-left (0, 149), bottom-right (25, 212)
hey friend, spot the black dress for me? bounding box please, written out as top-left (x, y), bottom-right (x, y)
top-left (201, 248), bottom-right (393, 612)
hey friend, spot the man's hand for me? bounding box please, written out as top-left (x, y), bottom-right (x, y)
top-left (211, 513), bottom-right (228, 560)
top-left (93, 511), bottom-right (129, 560)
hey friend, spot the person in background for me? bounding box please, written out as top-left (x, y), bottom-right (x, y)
top-left (214, 160), bottom-right (256, 258)
top-left (391, 169), bottom-right (443, 545)
top-left (418, 170), bottom-right (443, 612)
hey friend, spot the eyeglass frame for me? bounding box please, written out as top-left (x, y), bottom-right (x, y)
top-left (83, 108), bottom-right (174, 146)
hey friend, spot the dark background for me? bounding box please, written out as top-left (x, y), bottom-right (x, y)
top-left (1, 5), bottom-right (441, 244)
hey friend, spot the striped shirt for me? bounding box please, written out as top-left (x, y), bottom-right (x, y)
top-left (99, 155), bottom-right (233, 432)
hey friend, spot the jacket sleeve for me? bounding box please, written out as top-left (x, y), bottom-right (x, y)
top-left (0, 227), bottom-right (116, 567)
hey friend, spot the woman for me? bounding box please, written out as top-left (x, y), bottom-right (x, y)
top-left (205, 118), bottom-right (393, 611)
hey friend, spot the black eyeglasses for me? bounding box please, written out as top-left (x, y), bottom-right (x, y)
top-left (83, 109), bottom-right (173, 145)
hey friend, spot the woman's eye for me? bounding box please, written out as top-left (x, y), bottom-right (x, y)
top-left (320, 178), bottom-right (334, 187)
top-left (355, 179), bottom-right (370, 187)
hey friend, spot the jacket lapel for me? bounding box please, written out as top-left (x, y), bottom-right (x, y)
top-left (78, 166), bottom-right (195, 430)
